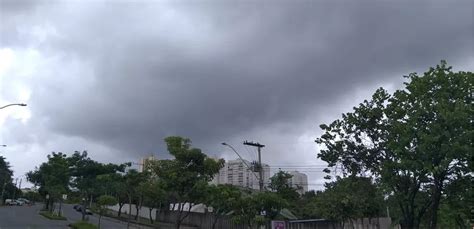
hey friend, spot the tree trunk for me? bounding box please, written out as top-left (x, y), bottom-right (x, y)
top-left (134, 204), bottom-right (140, 220)
top-left (127, 195), bottom-right (132, 229)
top-left (175, 203), bottom-right (182, 229)
top-left (429, 182), bottom-right (442, 229)
top-left (149, 207), bottom-right (154, 224)
top-left (211, 215), bottom-right (219, 229)
top-left (58, 199), bottom-right (62, 217)
top-left (98, 214), bottom-right (102, 229)
top-left (118, 202), bottom-right (124, 217)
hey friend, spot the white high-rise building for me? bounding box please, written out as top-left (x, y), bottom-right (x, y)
top-left (138, 155), bottom-right (157, 172)
top-left (211, 159), bottom-right (270, 190)
top-left (288, 171), bottom-right (308, 194)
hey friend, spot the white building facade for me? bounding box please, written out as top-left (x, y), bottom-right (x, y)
top-left (138, 155), bottom-right (157, 172)
top-left (288, 171), bottom-right (308, 194)
top-left (212, 159), bottom-right (270, 190)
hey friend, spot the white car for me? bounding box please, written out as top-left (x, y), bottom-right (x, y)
top-left (5, 199), bottom-right (21, 206)
top-left (17, 198), bottom-right (30, 205)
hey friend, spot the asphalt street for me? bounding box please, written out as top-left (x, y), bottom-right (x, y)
top-left (0, 204), bottom-right (151, 229)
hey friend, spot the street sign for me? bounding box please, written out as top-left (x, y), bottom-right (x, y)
top-left (271, 221), bottom-right (286, 229)
top-left (62, 194), bottom-right (67, 200)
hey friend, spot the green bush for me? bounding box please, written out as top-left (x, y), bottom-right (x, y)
top-left (39, 211), bottom-right (67, 220)
top-left (70, 221), bottom-right (98, 229)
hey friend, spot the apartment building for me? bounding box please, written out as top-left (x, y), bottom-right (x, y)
top-left (211, 159), bottom-right (270, 190)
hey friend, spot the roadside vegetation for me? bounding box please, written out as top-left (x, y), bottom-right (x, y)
top-left (10, 61), bottom-right (470, 228)
top-left (39, 210), bottom-right (67, 220)
top-left (70, 221), bottom-right (98, 229)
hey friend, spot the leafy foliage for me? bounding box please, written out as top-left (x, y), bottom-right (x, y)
top-left (316, 61), bottom-right (473, 228)
top-left (269, 171), bottom-right (300, 201)
top-left (148, 136), bottom-right (224, 228)
top-left (312, 177), bottom-right (383, 225)
top-left (0, 156), bottom-right (17, 204)
top-left (204, 184), bottom-right (242, 229)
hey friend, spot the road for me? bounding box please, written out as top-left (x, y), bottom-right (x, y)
top-left (0, 204), bottom-right (152, 229)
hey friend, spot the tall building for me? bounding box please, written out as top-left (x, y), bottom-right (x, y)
top-left (139, 155), bottom-right (157, 172)
top-left (288, 171), bottom-right (308, 194)
top-left (211, 159), bottom-right (270, 190)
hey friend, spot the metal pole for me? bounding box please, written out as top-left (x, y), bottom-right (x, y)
top-left (243, 141), bottom-right (265, 191)
top-left (12, 178), bottom-right (18, 200)
top-left (257, 147), bottom-right (263, 191)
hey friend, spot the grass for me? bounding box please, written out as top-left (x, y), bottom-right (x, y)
top-left (70, 221), bottom-right (98, 229)
top-left (39, 210), bottom-right (67, 220)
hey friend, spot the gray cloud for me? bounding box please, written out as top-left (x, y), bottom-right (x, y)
top-left (1, 0), bottom-right (473, 186)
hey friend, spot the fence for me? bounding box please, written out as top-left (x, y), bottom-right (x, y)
top-left (156, 210), bottom-right (246, 229)
top-left (156, 210), bottom-right (392, 229)
top-left (109, 204), bottom-right (391, 229)
top-left (286, 218), bottom-right (392, 229)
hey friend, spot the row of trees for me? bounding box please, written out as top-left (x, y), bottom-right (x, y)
top-left (25, 61), bottom-right (471, 228)
top-left (25, 137), bottom-right (295, 228)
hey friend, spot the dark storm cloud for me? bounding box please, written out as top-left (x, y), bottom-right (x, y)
top-left (1, 0), bottom-right (473, 159)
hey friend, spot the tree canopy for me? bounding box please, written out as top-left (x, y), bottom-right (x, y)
top-left (316, 61), bottom-right (473, 228)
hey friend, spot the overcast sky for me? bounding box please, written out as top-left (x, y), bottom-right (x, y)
top-left (1, 0), bottom-right (473, 190)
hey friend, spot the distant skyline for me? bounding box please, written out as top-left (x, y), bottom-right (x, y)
top-left (1, 0), bottom-right (473, 190)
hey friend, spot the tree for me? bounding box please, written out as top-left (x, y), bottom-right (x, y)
top-left (0, 156), bottom-right (15, 205)
top-left (293, 190), bottom-right (323, 219)
top-left (97, 195), bottom-right (118, 229)
top-left (149, 136), bottom-right (224, 229)
top-left (316, 61), bottom-right (473, 229)
top-left (140, 179), bottom-right (167, 224)
top-left (312, 177), bottom-right (383, 228)
top-left (268, 171), bottom-right (300, 202)
top-left (123, 169), bottom-right (147, 227)
top-left (204, 184), bottom-right (242, 229)
top-left (96, 173), bottom-right (128, 217)
top-left (27, 152), bottom-right (70, 214)
top-left (232, 194), bottom-right (264, 228)
top-left (68, 151), bottom-right (127, 220)
top-left (232, 191), bottom-right (288, 228)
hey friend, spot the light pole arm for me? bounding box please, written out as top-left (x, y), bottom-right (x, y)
top-left (221, 143), bottom-right (260, 180)
top-left (0, 103), bottom-right (27, 110)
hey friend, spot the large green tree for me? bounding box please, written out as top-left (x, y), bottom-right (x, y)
top-left (140, 178), bottom-right (167, 224)
top-left (149, 136), bottom-right (224, 229)
top-left (204, 184), bottom-right (242, 229)
top-left (316, 61), bottom-right (473, 228)
top-left (27, 152), bottom-right (70, 213)
top-left (312, 177), bottom-right (383, 228)
top-left (68, 151), bottom-right (126, 220)
top-left (97, 195), bottom-right (118, 229)
top-left (0, 156), bottom-right (17, 205)
top-left (268, 171), bottom-right (300, 202)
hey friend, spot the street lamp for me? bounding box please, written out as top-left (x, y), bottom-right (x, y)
top-left (221, 142), bottom-right (259, 180)
top-left (0, 103), bottom-right (27, 110)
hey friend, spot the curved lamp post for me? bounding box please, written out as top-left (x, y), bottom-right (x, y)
top-left (0, 103), bottom-right (27, 110)
top-left (221, 142), bottom-right (259, 180)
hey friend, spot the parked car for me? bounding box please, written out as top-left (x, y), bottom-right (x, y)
top-left (17, 198), bottom-right (30, 205)
top-left (74, 205), bottom-right (93, 215)
top-left (5, 199), bottom-right (23, 206)
top-left (14, 199), bottom-right (25, 206)
top-left (5, 199), bottom-right (15, 205)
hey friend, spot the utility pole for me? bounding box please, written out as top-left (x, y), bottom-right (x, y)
top-left (12, 178), bottom-right (18, 200)
top-left (243, 141), bottom-right (265, 191)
